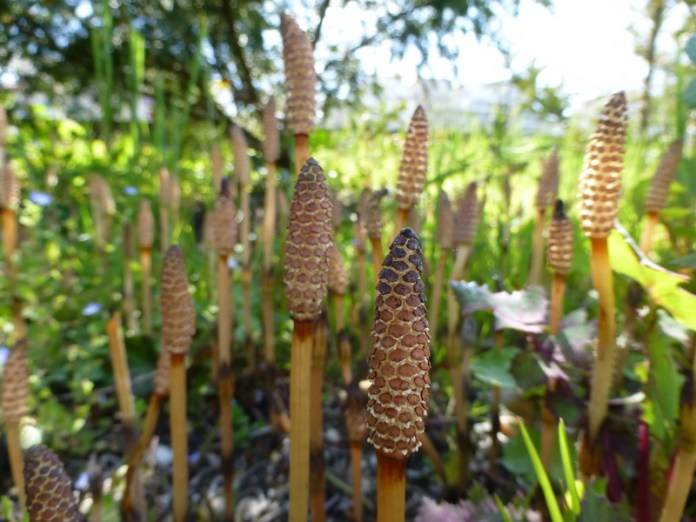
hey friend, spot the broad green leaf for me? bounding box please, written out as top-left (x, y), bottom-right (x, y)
top-left (578, 480), bottom-right (631, 522)
top-left (519, 422), bottom-right (565, 522)
top-left (471, 346), bottom-right (517, 388)
top-left (686, 34), bottom-right (696, 65)
top-left (684, 77), bottom-right (696, 109)
top-left (645, 331), bottom-right (683, 442)
top-left (608, 228), bottom-right (696, 330)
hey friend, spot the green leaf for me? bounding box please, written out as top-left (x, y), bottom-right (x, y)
top-left (559, 419), bottom-right (581, 515)
top-left (519, 422), bottom-right (565, 522)
top-left (686, 34), bottom-right (696, 65)
top-left (578, 480), bottom-right (631, 522)
top-left (684, 77), bottom-right (696, 109)
top-left (471, 346), bottom-right (518, 388)
top-left (644, 330), bottom-right (683, 442)
top-left (608, 228), bottom-right (696, 331)
top-left (495, 495), bottom-right (514, 522)
top-left (511, 350), bottom-right (547, 390)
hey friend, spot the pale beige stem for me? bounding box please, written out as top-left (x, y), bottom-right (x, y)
top-left (310, 315), bottom-right (328, 522)
top-left (170, 354), bottom-right (188, 522)
top-left (376, 453), bottom-right (406, 522)
top-left (139, 248), bottom-right (152, 335)
top-left (528, 208), bottom-right (546, 286)
top-left (295, 134), bottom-right (309, 177)
top-left (640, 211), bottom-right (659, 256)
top-left (262, 162), bottom-right (277, 272)
top-left (106, 312), bottom-right (135, 424)
top-left (370, 236), bottom-right (384, 281)
top-left (394, 208), bottom-right (410, 237)
top-left (6, 421), bottom-right (25, 511)
top-left (350, 442), bottom-right (364, 522)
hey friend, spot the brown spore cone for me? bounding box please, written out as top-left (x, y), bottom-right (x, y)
top-left (366, 228), bottom-right (431, 459)
top-left (645, 139), bottom-right (683, 213)
top-left (231, 125), bottom-right (250, 185)
top-left (212, 192), bottom-right (237, 256)
top-left (153, 349), bottom-right (171, 397)
top-left (453, 181), bottom-right (479, 247)
top-left (578, 92), bottom-right (627, 239)
top-left (1, 342), bottom-right (29, 423)
top-left (547, 199), bottom-right (574, 276)
top-left (0, 161), bottom-right (20, 210)
top-left (536, 149), bottom-right (559, 210)
top-left (396, 106), bottom-right (428, 210)
top-left (437, 190), bottom-right (454, 249)
top-left (24, 445), bottom-right (81, 521)
top-left (281, 13), bottom-right (316, 136)
top-left (137, 200), bottom-right (154, 249)
top-left (366, 189), bottom-right (386, 240)
top-left (328, 244), bottom-right (348, 296)
top-left (283, 158), bottom-right (333, 321)
top-left (263, 97), bottom-right (280, 163)
top-left (160, 246), bottom-right (195, 355)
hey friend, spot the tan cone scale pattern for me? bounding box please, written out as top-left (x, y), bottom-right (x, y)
top-left (578, 92), bottom-right (627, 239)
top-left (283, 158), bottom-right (333, 321)
top-left (212, 193), bottom-right (236, 256)
top-left (281, 14), bottom-right (316, 136)
top-left (328, 245), bottom-right (349, 296)
top-left (160, 246), bottom-right (195, 355)
top-left (153, 349), bottom-right (171, 397)
top-left (137, 200), bottom-right (154, 249)
top-left (0, 162), bottom-right (20, 210)
top-left (263, 97), bottom-right (280, 163)
top-left (1, 343), bottom-right (28, 423)
top-left (547, 199), bottom-right (574, 276)
top-left (24, 445), bottom-right (81, 521)
top-left (396, 106), bottom-right (428, 210)
top-left (536, 149), bottom-right (559, 210)
top-left (437, 191), bottom-right (453, 250)
top-left (366, 228), bottom-right (431, 459)
top-left (453, 181), bottom-right (479, 247)
top-left (645, 139), bottom-right (683, 213)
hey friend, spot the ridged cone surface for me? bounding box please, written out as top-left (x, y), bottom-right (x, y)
top-left (366, 190), bottom-right (384, 240)
top-left (536, 149), bottom-right (559, 209)
top-left (263, 98), bottom-right (280, 162)
top-left (357, 188), bottom-right (371, 224)
top-left (24, 445), bottom-right (81, 521)
top-left (453, 181), bottom-right (479, 246)
top-left (328, 244), bottom-right (348, 296)
top-left (367, 228), bottom-right (431, 459)
top-left (283, 158), bottom-right (333, 321)
top-left (281, 13), bottom-right (316, 135)
top-left (153, 349), bottom-right (170, 397)
top-left (0, 161), bottom-right (19, 210)
top-left (578, 92), bottom-right (627, 238)
top-left (159, 168), bottom-right (171, 208)
top-left (1, 343), bottom-right (29, 423)
top-left (160, 246), bottom-right (195, 355)
top-left (210, 142), bottom-right (224, 193)
top-left (645, 139), bottom-right (683, 213)
top-left (437, 191), bottom-right (454, 249)
top-left (396, 106), bottom-right (428, 210)
top-left (137, 200), bottom-right (154, 249)
top-left (547, 200), bottom-right (574, 276)
top-left (231, 125), bottom-right (250, 185)
top-left (212, 193), bottom-right (237, 256)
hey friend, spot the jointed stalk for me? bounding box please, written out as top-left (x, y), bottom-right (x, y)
top-left (639, 211), bottom-right (659, 255)
top-left (376, 454), bottom-right (406, 522)
top-left (310, 314), bottom-right (328, 522)
top-left (140, 247), bottom-right (152, 335)
top-left (6, 421), bottom-right (25, 509)
top-left (170, 353), bottom-right (188, 521)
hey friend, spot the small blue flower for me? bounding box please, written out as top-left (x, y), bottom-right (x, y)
top-left (82, 303), bottom-right (102, 316)
top-left (30, 191), bottom-right (53, 206)
top-left (0, 346), bottom-right (10, 366)
top-left (124, 186), bottom-right (138, 196)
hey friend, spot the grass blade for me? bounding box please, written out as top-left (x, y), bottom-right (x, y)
top-left (495, 495), bottom-right (513, 522)
top-left (519, 421), bottom-right (564, 522)
top-left (558, 419), bottom-right (581, 515)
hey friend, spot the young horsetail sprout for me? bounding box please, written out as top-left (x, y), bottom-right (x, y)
top-left (137, 199), bottom-right (155, 335)
top-left (541, 199), bottom-right (573, 468)
top-left (395, 106), bottom-right (428, 233)
top-left (23, 445), bottom-right (81, 521)
top-left (161, 246), bottom-right (196, 522)
top-left (261, 98), bottom-right (280, 364)
top-left (367, 189), bottom-right (386, 278)
top-left (122, 349), bottom-right (170, 516)
top-left (640, 139), bottom-right (683, 255)
top-left (446, 181), bottom-right (479, 486)
top-left (281, 13), bottom-right (316, 175)
top-left (232, 125), bottom-right (255, 370)
top-left (428, 190), bottom-right (453, 331)
top-left (367, 228), bottom-right (431, 522)
top-left (2, 342), bottom-right (29, 511)
top-left (578, 92), bottom-right (627, 466)
top-left (529, 149), bottom-right (559, 286)
top-left (0, 161), bottom-right (20, 288)
top-left (212, 186), bottom-right (237, 519)
top-left (283, 158), bottom-right (333, 522)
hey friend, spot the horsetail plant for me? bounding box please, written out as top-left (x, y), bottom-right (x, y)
top-left (137, 200), bottom-right (155, 335)
top-left (640, 139), bottom-right (683, 255)
top-left (2, 341), bottom-right (29, 512)
top-left (310, 312), bottom-right (329, 522)
top-left (367, 228), bottom-right (431, 522)
top-left (24, 445), bottom-right (81, 522)
top-left (283, 158), bottom-right (333, 522)
top-left (529, 149), bottom-right (559, 286)
top-left (328, 244), bottom-right (349, 334)
top-left (212, 183), bottom-right (237, 520)
top-left (578, 92), bottom-right (627, 467)
top-left (0, 161), bottom-right (19, 288)
top-left (542, 199), bottom-right (574, 468)
top-left (122, 222), bottom-right (137, 333)
top-left (281, 13), bottom-right (316, 176)
top-left (428, 190), bottom-right (453, 331)
top-left (161, 246), bottom-right (195, 521)
top-left (366, 189), bottom-right (386, 278)
top-left (159, 167), bottom-right (172, 251)
top-left (262, 98), bottom-right (280, 364)
top-left (395, 106), bottom-right (428, 233)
